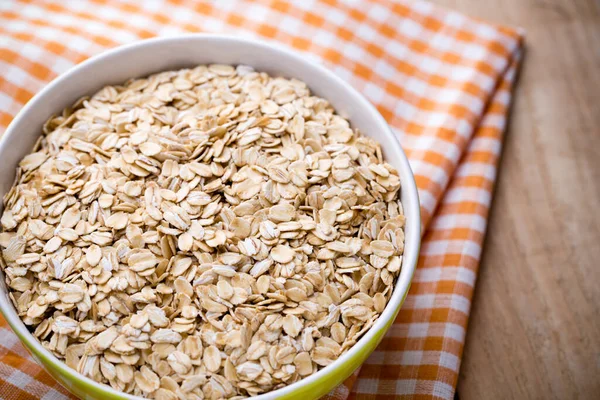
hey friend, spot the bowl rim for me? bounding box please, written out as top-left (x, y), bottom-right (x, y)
top-left (0, 34), bottom-right (421, 399)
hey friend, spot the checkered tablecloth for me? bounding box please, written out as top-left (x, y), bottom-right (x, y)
top-left (0, 1), bottom-right (523, 399)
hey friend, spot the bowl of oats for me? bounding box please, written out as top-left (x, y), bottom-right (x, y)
top-left (0, 35), bottom-right (420, 399)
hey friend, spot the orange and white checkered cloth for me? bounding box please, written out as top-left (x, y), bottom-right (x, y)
top-left (0, 0), bottom-right (523, 399)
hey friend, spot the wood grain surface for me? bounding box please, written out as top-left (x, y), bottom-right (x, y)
top-left (430, 0), bottom-right (600, 399)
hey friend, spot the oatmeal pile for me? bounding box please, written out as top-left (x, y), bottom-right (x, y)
top-left (0, 64), bottom-right (405, 399)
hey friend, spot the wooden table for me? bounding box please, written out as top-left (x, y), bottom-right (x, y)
top-left (431, 0), bottom-right (600, 399)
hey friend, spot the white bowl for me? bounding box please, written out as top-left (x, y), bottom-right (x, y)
top-left (0, 35), bottom-right (420, 400)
